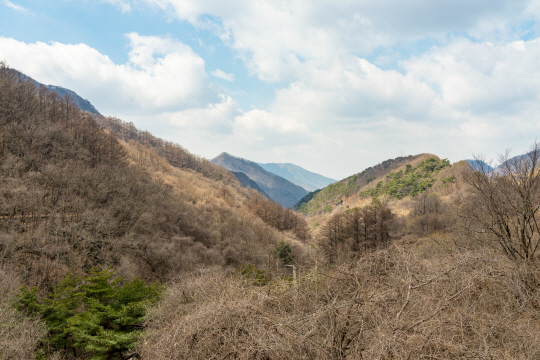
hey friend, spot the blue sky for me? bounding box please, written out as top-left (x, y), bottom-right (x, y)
top-left (1, 0), bottom-right (540, 179)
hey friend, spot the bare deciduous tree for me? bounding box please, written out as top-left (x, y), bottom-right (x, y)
top-left (462, 142), bottom-right (540, 260)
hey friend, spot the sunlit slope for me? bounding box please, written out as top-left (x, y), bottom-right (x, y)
top-left (0, 64), bottom-right (309, 290)
top-left (295, 154), bottom-right (466, 215)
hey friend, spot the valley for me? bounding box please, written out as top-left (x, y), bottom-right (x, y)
top-left (1, 64), bottom-right (540, 359)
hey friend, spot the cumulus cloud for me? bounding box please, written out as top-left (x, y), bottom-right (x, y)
top-left (233, 109), bottom-right (312, 147)
top-left (0, 34), bottom-right (219, 115)
top-left (141, 0), bottom-right (530, 82)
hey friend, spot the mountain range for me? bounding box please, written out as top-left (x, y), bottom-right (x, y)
top-left (257, 162), bottom-right (336, 192)
top-left (211, 152), bottom-right (308, 208)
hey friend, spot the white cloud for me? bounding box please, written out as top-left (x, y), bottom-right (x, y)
top-left (0, 34), bottom-right (219, 115)
top-left (165, 95), bottom-right (239, 134)
top-left (210, 69), bottom-right (234, 82)
top-left (3, 0), bottom-right (27, 12)
top-left (140, 0), bottom-right (529, 82)
top-left (101, 0), bottom-right (131, 12)
top-left (233, 109), bottom-right (312, 147)
top-left (404, 38), bottom-right (540, 115)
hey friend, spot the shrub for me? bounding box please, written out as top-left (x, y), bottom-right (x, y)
top-left (18, 268), bottom-right (163, 359)
top-left (273, 241), bottom-right (294, 265)
top-left (235, 264), bottom-right (269, 286)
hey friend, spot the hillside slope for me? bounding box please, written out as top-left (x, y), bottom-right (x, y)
top-left (0, 64), bottom-right (309, 291)
top-left (211, 152), bottom-right (308, 208)
top-left (258, 162), bottom-right (336, 191)
top-left (11, 68), bottom-right (100, 114)
top-left (231, 171), bottom-right (270, 198)
top-left (295, 154), bottom-right (464, 215)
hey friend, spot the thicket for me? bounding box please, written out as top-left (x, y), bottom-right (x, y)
top-left (405, 192), bottom-right (450, 236)
top-left (359, 157), bottom-right (451, 199)
top-left (0, 63), bottom-right (286, 293)
top-left (318, 200), bottom-right (393, 262)
top-left (244, 192), bottom-right (311, 241)
top-left (0, 266), bottom-right (45, 360)
top-left (18, 268), bottom-right (162, 359)
top-left (461, 144), bottom-right (540, 260)
top-left (139, 241), bottom-right (540, 359)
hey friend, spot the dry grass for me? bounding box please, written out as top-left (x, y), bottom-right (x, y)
top-left (0, 267), bottom-right (45, 360)
top-left (139, 240), bottom-right (540, 359)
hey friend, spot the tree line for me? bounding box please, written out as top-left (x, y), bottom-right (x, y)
top-left (318, 200), bottom-right (393, 261)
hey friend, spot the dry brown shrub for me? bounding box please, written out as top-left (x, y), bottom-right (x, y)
top-left (0, 267), bottom-right (45, 360)
top-left (139, 242), bottom-right (540, 359)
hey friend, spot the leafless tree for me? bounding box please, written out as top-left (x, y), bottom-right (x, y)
top-left (462, 142), bottom-right (540, 260)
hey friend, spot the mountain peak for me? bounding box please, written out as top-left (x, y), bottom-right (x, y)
top-left (210, 153), bottom-right (308, 208)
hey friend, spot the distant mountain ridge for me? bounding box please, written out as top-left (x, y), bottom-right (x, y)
top-left (231, 171), bottom-right (270, 198)
top-left (257, 162), bottom-right (336, 192)
top-left (12, 69), bottom-right (100, 115)
top-left (210, 152), bottom-right (308, 208)
top-left (466, 159), bottom-right (494, 172)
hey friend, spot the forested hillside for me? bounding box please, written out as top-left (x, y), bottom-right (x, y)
top-left (0, 63), bottom-right (312, 359)
top-left (295, 154), bottom-right (464, 215)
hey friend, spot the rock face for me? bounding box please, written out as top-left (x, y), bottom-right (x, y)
top-left (211, 153), bottom-right (308, 208)
top-left (257, 162), bottom-right (336, 192)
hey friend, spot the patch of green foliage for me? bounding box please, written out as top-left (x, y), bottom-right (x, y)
top-left (294, 189), bottom-right (322, 213)
top-left (296, 176), bottom-right (357, 215)
top-left (236, 264), bottom-right (270, 286)
top-left (364, 158), bottom-right (451, 199)
top-left (18, 268), bottom-right (163, 360)
top-left (441, 175), bottom-right (456, 184)
top-left (323, 204), bottom-right (333, 213)
top-left (273, 241), bottom-right (294, 265)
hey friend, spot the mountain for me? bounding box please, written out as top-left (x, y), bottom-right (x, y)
top-left (231, 171), bottom-right (270, 198)
top-left (295, 154), bottom-right (465, 215)
top-left (12, 68), bottom-right (100, 114)
top-left (210, 152), bottom-right (308, 208)
top-left (257, 162), bottom-right (336, 192)
top-left (0, 63), bottom-right (310, 288)
top-left (466, 159), bottom-right (494, 172)
top-left (46, 85), bottom-right (100, 114)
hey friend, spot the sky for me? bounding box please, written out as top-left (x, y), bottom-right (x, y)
top-left (1, 1), bottom-right (540, 179)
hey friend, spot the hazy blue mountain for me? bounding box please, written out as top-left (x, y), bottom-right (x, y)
top-left (211, 153), bottom-right (308, 208)
top-left (257, 162), bottom-right (336, 192)
top-left (12, 69), bottom-right (100, 114)
top-left (231, 171), bottom-right (270, 198)
top-left (466, 159), bottom-right (494, 173)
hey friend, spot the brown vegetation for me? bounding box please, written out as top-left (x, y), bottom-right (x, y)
top-left (3, 61), bottom-right (540, 360)
top-left (318, 200), bottom-right (394, 262)
top-left (139, 239), bottom-right (540, 359)
top-left (0, 63), bottom-right (304, 293)
top-left (0, 266), bottom-right (45, 360)
top-left (461, 144), bottom-right (540, 260)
